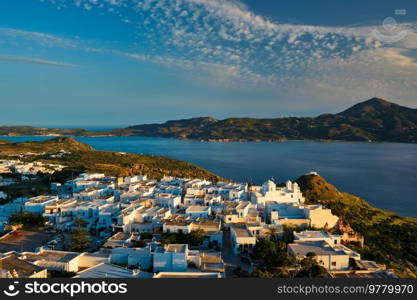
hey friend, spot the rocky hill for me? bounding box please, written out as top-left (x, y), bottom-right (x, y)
top-left (2, 98), bottom-right (416, 143)
top-left (117, 98), bottom-right (417, 143)
top-left (296, 173), bottom-right (417, 277)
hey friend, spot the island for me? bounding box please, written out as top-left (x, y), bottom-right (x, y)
top-left (0, 137), bottom-right (416, 278)
top-left (1, 98), bottom-right (417, 143)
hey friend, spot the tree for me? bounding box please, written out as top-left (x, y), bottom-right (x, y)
top-left (253, 239), bottom-right (276, 260)
top-left (310, 265), bottom-right (329, 278)
top-left (74, 218), bottom-right (87, 229)
top-left (295, 256), bottom-right (329, 278)
top-left (161, 229), bottom-right (206, 246)
top-left (70, 229), bottom-right (91, 252)
top-left (266, 227), bottom-right (279, 241)
top-left (9, 212), bottom-right (46, 228)
top-left (140, 232), bottom-right (153, 240)
top-left (187, 229), bottom-right (206, 246)
top-left (306, 252), bottom-right (316, 258)
top-left (252, 269), bottom-right (274, 278)
top-left (132, 240), bottom-right (147, 248)
top-left (277, 240), bottom-right (287, 252)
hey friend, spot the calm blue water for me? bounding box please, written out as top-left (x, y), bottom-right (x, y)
top-left (2, 136), bottom-right (417, 217)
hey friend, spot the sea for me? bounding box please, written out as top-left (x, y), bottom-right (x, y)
top-left (2, 135), bottom-right (416, 218)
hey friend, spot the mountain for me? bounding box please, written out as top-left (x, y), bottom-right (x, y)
top-left (297, 173), bottom-right (417, 277)
top-left (1, 98), bottom-right (416, 143)
top-left (119, 98), bottom-right (417, 143)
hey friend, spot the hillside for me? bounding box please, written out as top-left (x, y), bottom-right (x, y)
top-left (0, 137), bottom-right (222, 182)
top-left (296, 173), bottom-right (417, 278)
top-left (0, 126), bottom-right (89, 137)
top-left (1, 98), bottom-right (416, 143)
top-left (121, 98), bottom-right (417, 143)
top-left (0, 137), bottom-right (93, 154)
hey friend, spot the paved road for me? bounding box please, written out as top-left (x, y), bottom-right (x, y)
top-left (221, 229), bottom-right (253, 277)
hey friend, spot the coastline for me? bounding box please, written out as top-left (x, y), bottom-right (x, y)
top-left (3, 133), bottom-right (417, 144)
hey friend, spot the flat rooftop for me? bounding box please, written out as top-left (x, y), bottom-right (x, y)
top-left (23, 250), bottom-right (80, 263)
top-left (166, 244), bottom-right (187, 253)
top-left (0, 255), bottom-right (45, 277)
top-left (231, 226), bottom-right (253, 238)
top-left (75, 263), bottom-right (152, 278)
top-left (288, 241), bottom-right (346, 256)
top-left (163, 215), bottom-right (193, 226)
top-left (186, 206), bottom-right (209, 212)
top-left (27, 195), bottom-right (57, 204)
top-left (109, 232), bottom-right (131, 241)
top-left (154, 272), bottom-right (221, 278)
top-left (294, 230), bottom-right (332, 240)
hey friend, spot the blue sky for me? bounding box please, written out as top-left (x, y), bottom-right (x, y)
top-left (0, 0), bottom-right (416, 127)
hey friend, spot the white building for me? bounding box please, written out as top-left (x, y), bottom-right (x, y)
top-left (110, 246), bottom-right (152, 269)
top-left (185, 206), bottom-right (211, 219)
top-left (230, 225), bottom-right (257, 254)
top-left (288, 230), bottom-right (362, 271)
top-left (153, 244), bottom-right (189, 272)
top-left (294, 230), bottom-right (341, 247)
top-left (153, 193), bottom-right (181, 209)
top-left (288, 241), bottom-right (350, 271)
top-left (266, 202), bottom-right (339, 229)
top-left (24, 195), bottom-right (59, 214)
top-left (251, 179), bottom-right (304, 206)
top-left (163, 215), bottom-right (193, 234)
top-left (75, 263), bottom-right (152, 278)
top-left (21, 249), bottom-right (82, 273)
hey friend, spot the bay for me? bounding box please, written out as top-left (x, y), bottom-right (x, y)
top-left (2, 136), bottom-right (416, 217)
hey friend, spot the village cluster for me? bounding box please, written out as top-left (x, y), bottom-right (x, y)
top-left (0, 161), bottom-right (396, 278)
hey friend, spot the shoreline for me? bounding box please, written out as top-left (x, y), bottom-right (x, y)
top-left (2, 134), bottom-right (417, 145)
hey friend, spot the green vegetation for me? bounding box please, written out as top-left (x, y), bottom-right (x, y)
top-left (0, 137), bottom-right (222, 200)
top-left (118, 98), bottom-right (417, 143)
top-left (296, 174), bottom-right (417, 278)
top-left (0, 126), bottom-right (90, 137)
top-left (0, 137), bottom-right (92, 155)
top-left (140, 232), bottom-right (153, 240)
top-left (251, 238), bottom-right (296, 278)
top-left (161, 229), bottom-right (207, 246)
top-left (1, 98), bottom-right (416, 143)
top-left (0, 177), bottom-right (52, 201)
top-left (131, 240), bottom-right (148, 247)
top-left (70, 229), bottom-right (91, 252)
top-left (9, 212), bottom-right (46, 228)
top-left (50, 148), bottom-right (221, 181)
top-left (294, 256), bottom-right (329, 278)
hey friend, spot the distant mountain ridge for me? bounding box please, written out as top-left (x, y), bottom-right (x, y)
top-left (120, 98), bottom-right (417, 143)
top-left (1, 98), bottom-right (416, 143)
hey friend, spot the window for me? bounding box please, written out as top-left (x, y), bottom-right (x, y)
top-left (331, 262), bottom-right (337, 266)
top-left (334, 240), bottom-right (338, 244)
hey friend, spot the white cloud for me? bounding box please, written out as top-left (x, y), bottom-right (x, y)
top-left (0, 28), bottom-right (78, 48)
top-left (0, 54), bottom-right (77, 67)
top-left (15, 0), bottom-right (416, 100)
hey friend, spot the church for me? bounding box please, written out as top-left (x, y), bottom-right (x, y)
top-left (250, 179), bottom-right (305, 206)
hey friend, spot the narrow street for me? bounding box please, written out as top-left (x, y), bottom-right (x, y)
top-left (221, 229), bottom-right (253, 277)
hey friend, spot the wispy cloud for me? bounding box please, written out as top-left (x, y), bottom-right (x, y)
top-left (8, 0), bottom-right (417, 99)
top-left (0, 27), bottom-right (78, 48)
top-left (0, 54), bottom-right (78, 67)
